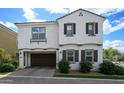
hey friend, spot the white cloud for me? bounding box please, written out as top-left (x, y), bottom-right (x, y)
top-left (111, 22), bottom-right (124, 31)
top-left (85, 8), bottom-right (124, 16)
top-left (0, 21), bottom-right (18, 32)
top-left (23, 8), bottom-right (46, 22)
top-left (111, 17), bottom-right (124, 24)
top-left (103, 9), bottom-right (124, 16)
top-left (44, 8), bottom-right (124, 17)
top-left (103, 19), bottom-right (112, 34)
top-left (103, 19), bottom-right (124, 35)
top-left (103, 40), bottom-right (124, 53)
top-left (45, 8), bottom-right (82, 14)
top-left (45, 8), bottom-right (69, 14)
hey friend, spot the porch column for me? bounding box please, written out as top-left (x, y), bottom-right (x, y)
top-left (56, 50), bottom-right (59, 69)
top-left (19, 50), bottom-right (24, 68)
top-left (27, 52), bottom-right (31, 67)
top-left (79, 49), bottom-right (81, 62)
top-left (25, 52), bottom-right (28, 67)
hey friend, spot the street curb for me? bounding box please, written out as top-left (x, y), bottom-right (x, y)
top-left (6, 75), bottom-right (124, 81)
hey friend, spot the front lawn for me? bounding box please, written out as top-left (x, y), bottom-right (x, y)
top-left (54, 71), bottom-right (124, 80)
top-left (0, 72), bottom-right (9, 77)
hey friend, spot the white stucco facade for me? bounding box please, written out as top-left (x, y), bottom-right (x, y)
top-left (58, 45), bottom-right (103, 70)
top-left (17, 22), bottom-right (58, 49)
top-left (58, 9), bottom-right (104, 45)
top-left (16, 9), bottom-right (105, 70)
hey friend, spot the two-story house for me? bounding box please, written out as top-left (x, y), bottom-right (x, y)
top-left (15, 9), bottom-right (105, 70)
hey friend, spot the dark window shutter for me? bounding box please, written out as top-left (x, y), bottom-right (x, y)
top-left (73, 23), bottom-right (76, 34)
top-left (81, 50), bottom-right (85, 62)
top-left (64, 24), bottom-right (67, 34)
top-left (94, 50), bottom-right (98, 62)
top-left (86, 23), bottom-right (89, 34)
top-left (75, 50), bottom-right (79, 62)
top-left (95, 23), bottom-right (98, 34)
top-left (63, 50), bottom-right (66, 60)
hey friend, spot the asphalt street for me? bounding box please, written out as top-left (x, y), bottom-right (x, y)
top-left (0, 76), bottom-right (124, 84)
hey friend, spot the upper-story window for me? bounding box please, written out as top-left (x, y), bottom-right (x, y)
top-left (32, 27), bottom-right (46, 40)
top-left (64, 23), bottom-right (76, 36)
top-left (86, 23), bottom-right (98, 36)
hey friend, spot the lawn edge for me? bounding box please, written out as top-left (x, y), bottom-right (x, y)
top-left (54, 73), bottom-right (124, 80)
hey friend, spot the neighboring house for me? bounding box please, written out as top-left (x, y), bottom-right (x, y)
top-left (0, 24), bottom-right (17, 56)
top-left (15, 9), bottom-right (105, 70)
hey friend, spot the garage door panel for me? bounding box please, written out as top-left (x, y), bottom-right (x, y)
top-left (31, 54), bottom-right (56, 67)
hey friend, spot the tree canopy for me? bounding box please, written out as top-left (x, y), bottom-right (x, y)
top-left (104, 48), bottom-right (123, 62)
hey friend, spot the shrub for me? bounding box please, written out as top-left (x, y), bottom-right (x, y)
top-left (2, 53), bottom-right (12, 63)
top-left (58, 59), bottom-right (70, 73)
top-left (11, 59), bottom-right (19, 68)
top-left (114, 66), bottom-right (124, 75)
top-left (80, 61), bottom-right (93, 73)
top-left (99, 62), bottom-right (116, 75)
top-left (0, 63), bottom-right (15, 72)
top-left (99, 61), bottom-right (124, 75)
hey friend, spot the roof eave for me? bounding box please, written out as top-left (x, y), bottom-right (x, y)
top-left (0, 24), bottom-right (17, 34)
top-left (15, 21), bottom-right (57, 25)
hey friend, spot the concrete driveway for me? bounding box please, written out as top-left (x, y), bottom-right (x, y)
top-left (8, 67), bottom-right (55, 77)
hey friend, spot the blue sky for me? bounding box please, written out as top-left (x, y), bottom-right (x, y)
top-left (0, 8), bottom-right (124, 52)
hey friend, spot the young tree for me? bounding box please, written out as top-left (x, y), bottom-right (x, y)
top-left (104, 48), bottom-right (121, 61)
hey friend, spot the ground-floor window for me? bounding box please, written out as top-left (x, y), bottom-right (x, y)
top-left (67, 50), bottom-right (75, 63)
top-left (81, 49), bottom-right (98, 62)
top-left (85, 49), bottom-right (94, 62)
top-left (63, 50), bottom-right (79, 63)
top-left (62, 49), bottom-right (98, 63)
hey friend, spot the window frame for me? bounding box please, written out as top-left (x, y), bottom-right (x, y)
top-left (88, 23), bottom-right (94, 32)
top-left (66, 49), bottom-right (75, 63)
top-left (85, 49), bottom-right (94, 62)
top-left (86, 22), bottom-right (98, 36)
top-left (64, 23), bottom-right (75, 36)
top-left (66, 24), bottom-right (73, 36)
top-left (32, 27), bottom-right (46, 40)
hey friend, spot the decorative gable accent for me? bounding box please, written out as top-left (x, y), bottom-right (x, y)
top-left (79, 12), bottom-right (83, 16)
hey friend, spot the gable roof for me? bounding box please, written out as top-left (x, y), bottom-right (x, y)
top-left (0, 23), bottom-right (17, 35)
top-left (57, 8), bottom-right (106, 20)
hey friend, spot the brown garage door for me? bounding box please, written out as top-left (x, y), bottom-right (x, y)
top-left (31, 54), bottom-right (56, 67)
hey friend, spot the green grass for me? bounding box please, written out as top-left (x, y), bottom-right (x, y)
top-left (54, 71), bottom-right (124, 80)
top-left (0, 72), bottom-right (9, 76)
